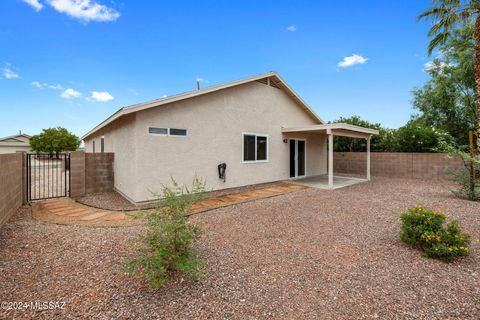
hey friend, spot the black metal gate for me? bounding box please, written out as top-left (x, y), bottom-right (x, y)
top-left (26, 153), bottom-right (70, 201)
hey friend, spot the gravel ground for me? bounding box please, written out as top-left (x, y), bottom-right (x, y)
top-left (0, 177), bottom-right (479, 319)
top-left (75, 182), bottom-right (293, 211)
top-left (76, 192), bottom-right (140, 211)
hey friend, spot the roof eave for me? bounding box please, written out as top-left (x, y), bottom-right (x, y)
top-left (81, 71), bottom-right (323, 140)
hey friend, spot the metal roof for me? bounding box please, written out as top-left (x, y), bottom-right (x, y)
top-left (282, 123), bottom-right (379, 138)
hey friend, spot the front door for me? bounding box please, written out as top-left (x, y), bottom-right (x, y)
top-left (289, 139), bottom-right (306, 178)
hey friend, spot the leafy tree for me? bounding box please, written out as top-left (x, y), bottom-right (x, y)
top-left (30, 127), bottom-right (80, 156)
top-left (412, 23), bottom-right (476, 147)
top-left (418, 0), bottom-right (480, 151)
top-left (330, 116), bottom-right (385, 152)
top-left (394, 119), bottom-right (453, 152)
top-left (332, 116), bottom-right (451, 152)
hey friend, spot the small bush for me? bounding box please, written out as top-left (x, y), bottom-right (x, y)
top-left (400, 206), bottom-right (470, 261)
top-left (124, 177), bottom-right (207, 288)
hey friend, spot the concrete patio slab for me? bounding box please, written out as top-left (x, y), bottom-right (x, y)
top-left (287, 174), bottom-right (368, 190)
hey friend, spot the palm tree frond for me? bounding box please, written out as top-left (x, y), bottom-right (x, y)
top-left (428, 32), bottom-right (450, 56)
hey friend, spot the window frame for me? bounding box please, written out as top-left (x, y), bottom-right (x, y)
top-left (101, 136), bottom-right (105, 153)
top-left (148, 127), bottom-right (169, 136)
top-left (169, 128), bottom-right (188, 137)
top-left (92, 140), bottom-right (96, 153)
top-left (147, 127), bottom-right (188, 138)
top-left (242, 132), bottom-right (269, 163)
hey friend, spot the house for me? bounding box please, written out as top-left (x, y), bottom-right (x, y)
top-left (82, 72), bottom-right (378, 204)
top-left (0, 132), bottom-right (31, 154)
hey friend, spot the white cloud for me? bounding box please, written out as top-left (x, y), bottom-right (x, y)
top-left (423, 60), bottom-right (454, 72)
top-left (61, 88), bottom-right (82, 99)
top-left (90, 91), bottom-right (114, 102)
top-left (49, 83), bottom-right (63, 90)
top-left (337, 54), bottom-right (368, 68)
top-left (22, 0), bottom-right (44, 11)
top-left (32, 81), bottom-right (45, 88)
top-left (46, 0), bottom-right (120, 22)
top-left (286, 25), bottom-right (297, 32)
top-left (32, 81), bottom-right (64, 90)
top-left (3, 68), bottom-right (19, 79)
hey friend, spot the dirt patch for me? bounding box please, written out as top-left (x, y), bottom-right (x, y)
top-left (0, 177), bottom-right (479, 319)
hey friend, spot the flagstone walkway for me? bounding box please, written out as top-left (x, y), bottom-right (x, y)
top-left (32, 183), bottom-right (307, 227)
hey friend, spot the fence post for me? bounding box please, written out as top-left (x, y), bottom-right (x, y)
top-left (69, 151), bottom-right (86, 198)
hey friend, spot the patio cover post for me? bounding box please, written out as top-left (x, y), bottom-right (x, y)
top-left (328, 132), bottom-right (333, 188)
top-left (366, 135), bottom-right (371, 181)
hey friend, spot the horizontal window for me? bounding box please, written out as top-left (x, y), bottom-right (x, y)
top-left (169, 128), bottom-right (187, 136)
top-left (149, 127), bottom-right (168, 135)
top-left (148, 127), bottom-right (188, 137)
top-left (243, 133), bottom-right (268, 162)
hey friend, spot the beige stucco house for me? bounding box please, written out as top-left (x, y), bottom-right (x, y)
top-left (0, 133), bottom-right (31, 154)
top-left (82, 72), bottom-right (378, 203)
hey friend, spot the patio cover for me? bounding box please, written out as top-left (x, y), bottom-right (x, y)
top-left (281, 123), bottom-right (379, 189)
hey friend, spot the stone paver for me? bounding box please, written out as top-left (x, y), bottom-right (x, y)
top-left (32, 183), bottom-right (307, 227)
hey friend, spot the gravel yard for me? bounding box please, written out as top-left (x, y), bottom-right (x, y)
top-left (0, 177), bottom-right (479, 319)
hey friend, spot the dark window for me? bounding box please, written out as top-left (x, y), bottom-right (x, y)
top-left (92, 141), bottom-right (96, 153)
top-left (170, 128), bottom-right (187, 136)
top-left (243, 134), bottom-right (267, 162)
top-left (149, 127), bottom-right (168, 135)
top-left (243, 135), bottom-right (256, 161)
top-left (101, 137), bottom-right (105, 153)
top-left (257, 136), bottom-right (267, 160)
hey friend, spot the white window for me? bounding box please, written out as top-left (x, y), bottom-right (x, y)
top-left (148, 127), bottom-right (187, 137)
top-left (243, 133), bottom-right (268, 162)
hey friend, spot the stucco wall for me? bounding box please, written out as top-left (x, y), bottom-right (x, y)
top-left (0, 146), bottom-right (31, 154)
top-left (131, 81), bottom-right (323, 202)
top-left (84, 114), bottom-right (137, 201)
top-left (0, 153), bottom-right (24, 228)
top-left (84, 81), bottom-right (326, 203)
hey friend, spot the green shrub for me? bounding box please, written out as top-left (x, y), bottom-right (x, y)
top-left (124, 177), bottom-right (207, 288)
top-left (400, 206), bottom-right (470, 261)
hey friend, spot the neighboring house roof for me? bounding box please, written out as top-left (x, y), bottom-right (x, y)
top-left (0, 134), bottom-right (31, 147)
top-left (81, 72), bottom-right (324, 140)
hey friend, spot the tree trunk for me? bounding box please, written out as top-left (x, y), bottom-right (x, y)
top-left (475, 15), bottom-right (480, 153)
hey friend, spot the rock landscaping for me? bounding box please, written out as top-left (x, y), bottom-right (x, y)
top-left (0, 177), bottom-right (479, 319)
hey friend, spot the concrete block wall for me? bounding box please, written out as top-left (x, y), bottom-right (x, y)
top-left (334, 152), bottom-right (464, 179)
top-left (70, 152), bottom-right (114, 198)
top-left (70, 151), bottom-right (86, 198)
top-left (0, 153), bottom-right (24, 228)
top-left (85, 153), bottom-right (114, 194)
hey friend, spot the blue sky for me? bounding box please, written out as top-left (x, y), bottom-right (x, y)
top-left (0, 0), bottom-right (434, 138)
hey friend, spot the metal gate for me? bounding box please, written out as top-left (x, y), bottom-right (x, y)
top-left (26, 153), bottom-right (70, 201)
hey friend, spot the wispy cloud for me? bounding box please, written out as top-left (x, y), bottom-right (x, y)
top-left (286, 25), bottom-right (297, 32)
top-left (61, 88), bottom-right (82, 99)
top-left (32, 81), bottom-right (64, 90)
top-left (196, 77), bottom-right (209, 83)
top-left (3, 67), bottom-right (19, 79)
top-left (22, 0), bottom-right (120, 22)
top-left (46, 0), bottom-right (120, 22)
top-left (423, 60), bottom-right (455, 72)
top-left (89, 91), bottom-right (114, 102)
top-left (22, 0), bottom-right (44, 11)
top-left (337, 54), bottom-right (368, 68)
